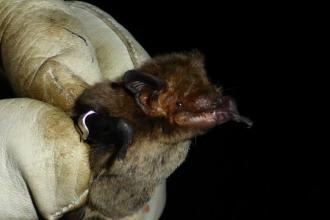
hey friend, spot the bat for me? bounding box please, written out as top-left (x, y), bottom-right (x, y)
top-left (66, 51), bottom-right (252, 219)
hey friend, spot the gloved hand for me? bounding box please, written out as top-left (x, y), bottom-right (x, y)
top-left (0, 0), bottom-right (165, 219)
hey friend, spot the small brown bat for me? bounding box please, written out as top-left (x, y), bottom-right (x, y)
top-left (66, 51), bottom-right (252, 219)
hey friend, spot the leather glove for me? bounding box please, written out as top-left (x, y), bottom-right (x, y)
top-left (0, 0), bottom-right (165, 219)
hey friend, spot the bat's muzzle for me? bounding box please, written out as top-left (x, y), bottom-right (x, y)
top-left (214, 96), bottom-right (253, 128)
top-left (174, 96), bottom-right (253, 129)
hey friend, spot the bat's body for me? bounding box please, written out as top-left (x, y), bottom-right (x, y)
top-left (67, 52), bottom-right (251, 219)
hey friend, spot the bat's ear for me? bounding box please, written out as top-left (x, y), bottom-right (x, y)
top-left (123, 70), bottom-right (166, 94)
top-left (123, 70), bottom-right (167, 116)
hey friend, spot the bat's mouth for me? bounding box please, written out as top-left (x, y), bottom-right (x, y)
top-left (174, 96), bottom-right (253, 129)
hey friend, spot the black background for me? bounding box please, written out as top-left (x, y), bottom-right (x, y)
top-left (78, 1), bottom-right (322, 220)
top-left (0, 1), bottom-right (322, 219)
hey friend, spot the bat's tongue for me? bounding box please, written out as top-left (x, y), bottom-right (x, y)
top-left (174, 96), bottom-right (253, 129)
top-left (214, 96), bottom-right (253, 128)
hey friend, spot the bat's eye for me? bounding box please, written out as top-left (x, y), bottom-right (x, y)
top-left (176, 101), bottom-right (183, 109)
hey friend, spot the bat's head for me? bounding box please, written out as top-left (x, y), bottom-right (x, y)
top-left (124, 51), bottom-right (252, 131)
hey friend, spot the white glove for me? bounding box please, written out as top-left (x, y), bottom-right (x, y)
top-left (0, 0), bottom-right (165, 219)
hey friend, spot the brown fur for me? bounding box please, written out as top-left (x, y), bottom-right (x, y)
top-left (68, 52), bottom-right (221, 219)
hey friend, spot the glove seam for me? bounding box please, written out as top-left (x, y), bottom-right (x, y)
top-left (67, 1), bottom-right (139, 68)
top-left (49, 189), bottom-right (89, 219)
